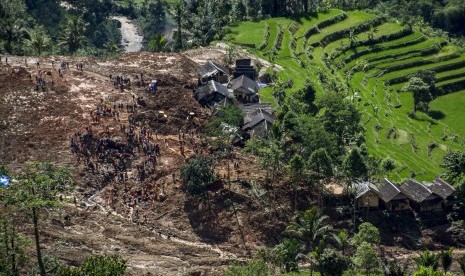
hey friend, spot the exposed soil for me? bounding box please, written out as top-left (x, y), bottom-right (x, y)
top-left (0, 52), bottom-right (279, 275)
top-left (1, 51), bottom-right (464, 275)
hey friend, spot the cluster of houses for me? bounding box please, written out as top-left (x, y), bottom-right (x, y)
top-left (353, 178), bottom-right (456, 212)
top-left (194, 59), bottom-right (274, 138)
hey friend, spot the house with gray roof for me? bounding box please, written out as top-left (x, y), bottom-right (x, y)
top-left (194, 80), bottom-right (233, 107)
top-left (229, 75), bottom-right (259, 103)
top-left (399, 179), bottom-right (443, 212)
top-left (242, 108), bottom-right (274, 137)
top-left (197, 60), bottom-right (230, 84)
top-left (353, 181), bottom-right (380, 209)
top-left (427, 178), bottom-right (456, 208)
top-left (378, 178), bottom-right (410, 211)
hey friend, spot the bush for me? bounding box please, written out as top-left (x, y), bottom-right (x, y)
top-left (381, 157), bottom-right (396, 172)
top-left (204, 104), bottom-right (245, 136)
top-left (352, 242), bottom-right (380, 275)
top-left (58, 255), bottom-right (126, 276)
top-left (223, 259), bottom-right (273, 276)
top-left (317, 249), bottom-right (350, 276)
top-left (180, 156), bottom-right (216, 198)
top-left (351, 222), bottom-right (380, 246)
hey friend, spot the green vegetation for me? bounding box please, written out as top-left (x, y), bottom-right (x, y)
top-left (227, 8), bottom-right (465, 181)
top-left (180, 156), bottom-right (216, 198)
top-left (58, 255), bottom-right (127, 276)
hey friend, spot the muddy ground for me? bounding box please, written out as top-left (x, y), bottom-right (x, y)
top-left (0, 52), bottom-right (280, 275)
top-left (1, 51), bottom-right (464, 275)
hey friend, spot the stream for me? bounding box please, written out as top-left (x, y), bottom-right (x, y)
top-left (111, 16), bottom-right (144, 53)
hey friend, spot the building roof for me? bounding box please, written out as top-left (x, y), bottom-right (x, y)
top-left (236, 58), bottom-right (252, 67)
top-left (378, 178), bottom-right (407, 202)
top-left (195, 80), bottom-right (231, 101)
top-left (399, 179), bottom-right (439, 203)
top-left (197, 60), bottom-right (229, 78)
top-left (241, 103), bottom-right (274, 116)
top-left (243, 109), bottom-right (274, 131)
top-left (353, 181), bottom-right (379, 199)
top-left (230, 75), bottom-right (258, 95)
top-left (429, 178), bottom-right (455, 199)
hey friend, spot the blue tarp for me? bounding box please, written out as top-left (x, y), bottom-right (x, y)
top-left (0, 175), bottom-right (10, 187)
top-left (257, 82), bottom-right (267, 88)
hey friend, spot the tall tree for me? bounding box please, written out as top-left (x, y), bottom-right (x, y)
top-left (172, 0), bottom-right (186, 51)
top-left (342, 147), bottom-right (368, 182)
top-left (402, 77), bottom-right (432, 114)
top-left (0, 0), bottom-right (28, 53)
top-left (58, 16), bottom-right (88, 54)
top-left (24, 27), bottom-right (50, 56)
top-left (441, 151), bottom-right (465, 183)
top-left (9, 162), bottom-right (73, 276)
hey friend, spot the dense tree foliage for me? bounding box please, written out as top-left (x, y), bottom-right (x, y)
top-left (57, 255), bottom-right (126, 276)
top-left (285, 207), bottom-right (332, 250)
top-left (180, 156), bottom-right (216, 197)
top-left (351, 222), bottom-right (380, 246)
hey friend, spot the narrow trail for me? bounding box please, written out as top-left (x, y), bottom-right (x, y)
top-left (85, 188), bottom-right (241, 260)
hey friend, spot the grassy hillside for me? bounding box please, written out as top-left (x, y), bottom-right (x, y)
top-left (226, 10), bottom-right (465, 181)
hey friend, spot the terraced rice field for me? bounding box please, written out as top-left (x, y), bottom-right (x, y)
top-left (227, 9), bottom-right (465, 181)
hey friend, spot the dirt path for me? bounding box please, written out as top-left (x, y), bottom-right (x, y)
top-left (111, 16), bottom-right (144, 53)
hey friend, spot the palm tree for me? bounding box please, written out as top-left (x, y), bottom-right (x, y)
top-left (367, 24), bottom-right (378, 42)
top-left (148, 34), bottom-right (168, 52)
top-left (103, 41), bottom-right (120, 56)
top-left (24, 28), bottom-right (50, 56)
top-left (333, 230), bottom-right (349, 255)
top-left (58, 16), bottom-right (88, 54)
top-left (440, 247), bottom-right (454, 273)
top-left (172, 0), bottom-right (186, 51)
top-left (285, 207), bottom-right (332, 250)
top-left (348, 29), bottom-right (358, 48)
top-left (416, 251), bottom-right (439, 271)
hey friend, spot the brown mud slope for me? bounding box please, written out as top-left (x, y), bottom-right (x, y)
top-left (3, 51), bottom-right (462, 275)
top-left (0, 53), bottom-right (283, 275)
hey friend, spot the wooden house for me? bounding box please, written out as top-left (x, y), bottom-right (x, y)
top-left (399, 179), bottom-right (443, 212)
top-left (428, 178), bottom-right (456, 207)
top-left (194, 80), bottom-right (232, 107)
top-left (197, 60), bottom-right (230, 84)
top-left (353, 181), bottom-right (380, 209)
top-left (242, 108), bottom-right (274, 137)
top-left (229, 75), bottom-right (259, 103)
top-left (378, 178), bottom-right (410, 211)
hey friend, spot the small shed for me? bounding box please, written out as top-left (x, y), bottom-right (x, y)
top-left (242, 108), bottom-right (274, 137)
top-left (399, 179), bottom-right (443, 212)
top-left (197, 60), bottom-right (230, 84)
top-left (194, 80), bottom-right (232, 107)
top-left (353, 181), bottom-right (380, 209)
top-left (230, 75), bottom-right (259, 103)
top-left (378, 178), bottom-right (410, 211)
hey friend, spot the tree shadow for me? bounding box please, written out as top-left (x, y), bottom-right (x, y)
top-left (428, 110), bottom-right (446, 120)
top-left (184, 189), bottom-right (242, 244)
